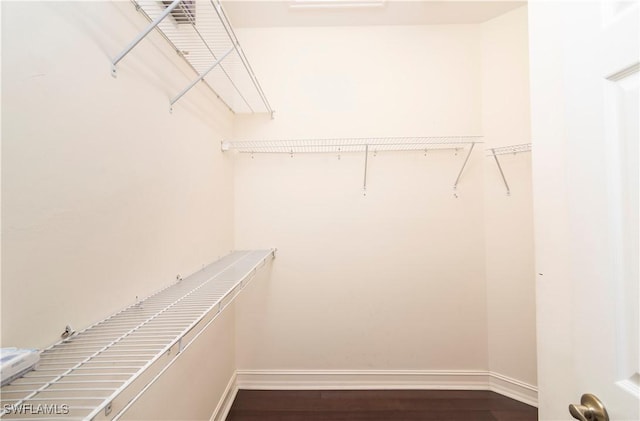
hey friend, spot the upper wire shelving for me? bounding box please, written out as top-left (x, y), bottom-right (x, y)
top-left (112, 0), bottom-right (273, 115)
top-left (222, 136), bottom-right (482, 154)
top-left (222, 136), bottom-right (483, 196)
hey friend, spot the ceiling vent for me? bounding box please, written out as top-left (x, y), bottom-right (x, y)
top-left (162, 0), bottom-right (196, 24)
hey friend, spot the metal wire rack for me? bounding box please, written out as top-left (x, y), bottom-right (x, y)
top-left (486, 143), bottom-right (532, 157)
top-left (222, 136), bottom-right (482, 197)
top-left (0, 249), bottom-right (275, 420)
top-left (222, 136), bottom-right (483, 154)
top-left (485, 143), bottom-right (532, 195)
top-left (111, 0), bottom-right (273, 115)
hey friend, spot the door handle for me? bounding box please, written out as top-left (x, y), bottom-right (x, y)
top-left (569, 393), bottom-right (609, 421)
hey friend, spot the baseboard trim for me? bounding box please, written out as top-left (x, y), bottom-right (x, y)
top-left (209, 372), bottom-right (239, 421)
top-left (235, 369), bottom-right (538, 407)
top-left (488, 371), bottom-right (538, 407)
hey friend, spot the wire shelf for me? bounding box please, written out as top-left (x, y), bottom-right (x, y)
top-left (485, 144), bottom-right (532, 195)
top-left (486, 143), bottom-right (532, 156)
top-left (222, 136), bottom-right (483, 154)
top-left (0, 249), bottom-right (275, 420)
top-left (117, 0), bottom-right (272, 115)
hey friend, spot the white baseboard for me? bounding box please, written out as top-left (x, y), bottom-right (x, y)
top-left (209, 372), bottom-right (239, 421)
top-left (236, 369), bottom-right (489, 390)
top-left (488, 371), bottom-right (538, 407)
top-left (210, 369), bottom-right (538, 419)
top-left (234, 369), bottom-right (538, 407)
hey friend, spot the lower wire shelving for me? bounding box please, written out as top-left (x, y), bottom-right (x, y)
top-left (0, 249), bottom-right (275, 420)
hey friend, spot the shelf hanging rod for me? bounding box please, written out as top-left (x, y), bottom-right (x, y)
top-left (170, 46), bottom-right (235, 110)
top-left (111, 0), bottom-right (182, 77)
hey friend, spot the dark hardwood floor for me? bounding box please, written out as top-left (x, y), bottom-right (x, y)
top-left (226, 390), bottom-right (538, 421)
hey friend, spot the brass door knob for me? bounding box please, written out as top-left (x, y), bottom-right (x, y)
top-left (569, 394), bottom-right (609, 421)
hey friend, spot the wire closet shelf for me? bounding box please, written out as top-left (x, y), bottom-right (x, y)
top-left (222, 136), bottom-right (483, 196)
top-left (485, 143), bottom-right (532, 156)
top-left (485, 143), bottom-right (532, 195)
top-left (0, 249), bottom-right (275, 421)
top-left (113, 0), bottom-right (273, 115)
top-left (221, 136), bottom-right (483, 154)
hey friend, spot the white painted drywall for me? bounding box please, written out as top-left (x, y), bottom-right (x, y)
top-left (481, 6), bottom-right (537, 388)
top-left (1, 1), bottom-right (538, 414)
top-left (527, 2), bottom-right (579, 418)
top-left (2, 2), bottom-right (238, 418)
top-left (1, 0), bottom-right (234, 357)
top-left (120, 308), bottom-right (236, 421)
top-left (232, 24), bottom-right (489, 372)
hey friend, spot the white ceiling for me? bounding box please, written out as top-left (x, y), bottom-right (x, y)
top-left (221, 1), bottom-right (527, 28)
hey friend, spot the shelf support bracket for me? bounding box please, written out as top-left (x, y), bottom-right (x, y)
top-left (111, 0), bottom-right (182, 78)
top-left (453, 142), bottom-right (475, 197)
top-left (491, 149), bottom-right (511, 196)
top-left (363, 144), bottom-right (369, 195)
top-left (169, 47), bottom-right (235, 110)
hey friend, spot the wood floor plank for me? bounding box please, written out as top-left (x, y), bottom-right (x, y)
top-left (226, 390), bottom-right (537, 421)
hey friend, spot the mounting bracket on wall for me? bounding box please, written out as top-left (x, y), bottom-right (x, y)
top-left (222, 136), bottom-right (483, 196)
top-left (486, 143), bottom-right (532, 195)
top-left (110, 0), bottom-right (274, 115)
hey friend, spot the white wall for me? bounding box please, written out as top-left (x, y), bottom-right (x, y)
top-left (1, 1), bottom-right (538, 415)
top-left (1, 1), bottom-right (235, 350)
top-left (1, 3), bottom-right (237, 418)
top-left (120, 309), bottom-right (236, 421)
top-left (481, 6), bottom-right (537, 388)
top-left (232, 24), bottom-right (489, 373)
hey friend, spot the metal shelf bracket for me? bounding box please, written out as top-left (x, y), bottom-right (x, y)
top-left (491, 151), bottom-right (511, 196)
top-left (111, 0), bottom-right (182, 78)
top-left (452, 142), bottom-right (476, 198)
top-left (363, 144), bottom-right (369, 196)
top-left (485, 143), bottom-right (532, 195)
top-left (169, 46), bottom-right (235, 112)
